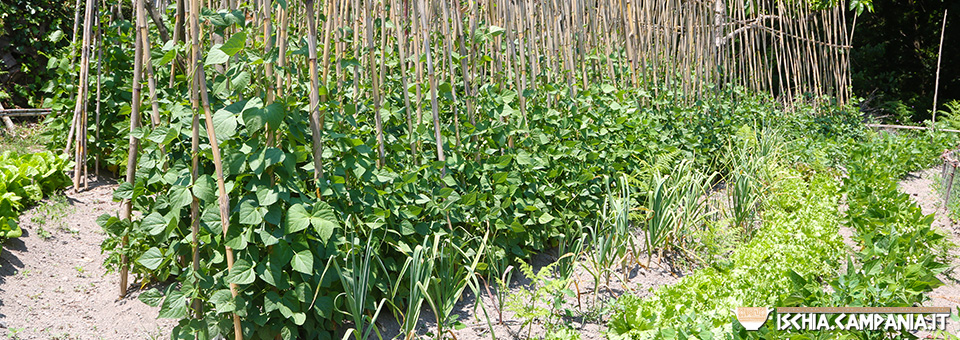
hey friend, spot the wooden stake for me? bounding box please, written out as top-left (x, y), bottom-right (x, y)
top-left (306, 0), bottom-right (326, 182)
top-left (933, 9), bottom-right (948, 123)
top-left (120, 0), bottom-right (145, 299)
top-left (189, 0), bottom-right (242, 336)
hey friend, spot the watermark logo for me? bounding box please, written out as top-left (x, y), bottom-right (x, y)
top-left (735, 307), bottom-right (771, 331)
top-left (737, 307), bottom-right (951, 331)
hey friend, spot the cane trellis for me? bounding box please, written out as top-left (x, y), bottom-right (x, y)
top-left (941, 149), bottom-right (960, 210)
top-left (475, 0), bottom-right (853, 104)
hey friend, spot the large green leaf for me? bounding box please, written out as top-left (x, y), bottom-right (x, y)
top-left (192, 174), bottom-right (217, 203)
top-left (311, 202), bottom-right (338, 243)
top-left (210, 289), bottom-right (236, 314)
top-left (138, 247), bottom-right (165, 270)
top-left (204, 44), bottom-right (230, 65)
top-left (158, 289), bottom-right (188, 319)
top-left (285, 204), bottom-right (311, 234)
top-left (227, 259), bottom-right (256, 285)
top-left (168, 185), bottom-right (193, 210)
top-left (291, 250), bottom-right (314, 275)
top-left (141, 212), bottom-right (168, 236)
top-left (243, 103), bottom-right (285, 132)
top-left (264, 290), bottom-right (282, 313)
top-left (211, 108), bottom-right (238, 143)
top-left (238, 199), bottom-right (264, 225)
top-left (220, 31), bottom-right (247, 56)
top-left (138, 288), bottom-right (163, 307)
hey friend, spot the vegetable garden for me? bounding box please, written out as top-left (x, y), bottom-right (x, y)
top-left (1, 0), bottom-right (959, 339)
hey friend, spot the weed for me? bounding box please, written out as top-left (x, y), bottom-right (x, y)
top-left (29, 193), bottom-right (71, 234)
top-left (36, 225), bottom-right (52, 240)
top-left (7, 327), bottom-right (25, 340)
top-left (506, 255), bottom-right (574, 338)
top-left (0, 123), bottom-right (48, 155)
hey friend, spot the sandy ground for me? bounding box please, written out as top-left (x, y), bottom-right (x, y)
top-left (899, 168), bottom-right (960, 337)
top-left (0, 176), bottom-right (176, 340)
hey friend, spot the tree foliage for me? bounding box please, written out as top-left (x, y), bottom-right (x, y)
top-left (0, 0), bottom-right (72, 108)
top-left (852, 0), bottom-right (960, 121)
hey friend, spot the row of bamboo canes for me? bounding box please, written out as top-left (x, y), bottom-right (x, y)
top-left (62, 1), bottom-right (854, 338)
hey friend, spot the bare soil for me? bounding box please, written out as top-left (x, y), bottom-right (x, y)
top-left (0, 176), bottom-right (176, 340)
top-left (898, 168), bottom-right (960, 336)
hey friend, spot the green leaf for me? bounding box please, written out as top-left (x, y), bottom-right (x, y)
top-left (114, 181), bottom-right (134, 201)
top-left (168, 185), bottom-right (193, 210)
top-left (141, 212), bottom-right (168, 236)
top-left (211, 108), bottom-right (238, 143)
top-left (221, 32), bottom-right (247, 56)
top-left (138, 288), bottom-right (163, 307)
top-left (291, 250), bottom-right (314, 275)
top-left (238, 200), bottom-right (264, 225)
top-left (227, 259), bottom-right (256, 285)
top-left (285, 204), bottom-right (311, 234)
top-left (158, 289), bottom-right (188, 319)
top-left (280, 291), bottom-right (299, 318)
top-left (248, 147), bottom-right (285, 175)
top-left (192, 175), bottom-right (217, 202)
top-left (538, 212), bottom-right (555, 224)
top-left (256, 188), bottom-right (279, 206)
top-left (147, 127), bottom-right (170, 144)
top-left (138, 247), bottom-right (165, 270)
top-left (210, 289), bottom-right (236, 314)
top-left (204, 45), bottom-right (230, 65)
top-left (310, 202), bottom-right (338, 243)
top-left (231, 70), bottom-right (251, 89)
top-left (264, 291), bottom-right (282, 313)
top-left (242, 103), bottom-right (285, 132)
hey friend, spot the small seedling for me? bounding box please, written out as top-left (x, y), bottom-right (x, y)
top-left (36, 226), bottom-right (52, 240)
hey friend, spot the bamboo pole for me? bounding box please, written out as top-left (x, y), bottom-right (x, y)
top-left (169, 0), bottom-right (184, 88)
top-left (70, 0), bottom-right (83, 64)
top-left (932, 9), bottom-right (947, 123)
top-left (305, 0), bottom-right (326, 182)
top-left (95, 4), bottom-right (102, 176)
top-left (138, 0), bottom-right (165, 147)
top-left (365, 0), bottom-right (385, 167)
top-left (441, 0), bottom-right (461, 149)
top-left (187, 0), bottom-right (202, 318)
top-left (71, 0), bottom-right (96, 191)
top-left (120, 0), bottom-right (145, 299)
top-left (189, 0), bottom-right (242, 336)
top-left (275, 6), bottom-right (289, 98)
top-left (393, 1), bottom-right (416, 163)
top-left (415, 0), bottom-right (446, 175)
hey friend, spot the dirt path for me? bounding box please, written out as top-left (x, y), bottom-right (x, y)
top-left (899, 168), bottom-right (960, 336)
top-left (0, 176), bottom-right (175, 340)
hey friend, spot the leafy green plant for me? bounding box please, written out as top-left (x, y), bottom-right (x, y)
top-left (483, 245), bottom-right (514, 325)
top-left (608, 162), bottom-right (845, 339)
top-left (506, 254), bottom-right (575, 339)
top-left (420, 232), bottom-right (487, 340)
top-left (0, 150), bottom-right (70, 251)
top-left (399, 238), bottom-right (435, 340)
top-left (335, 222), bottom-right (388, 340)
